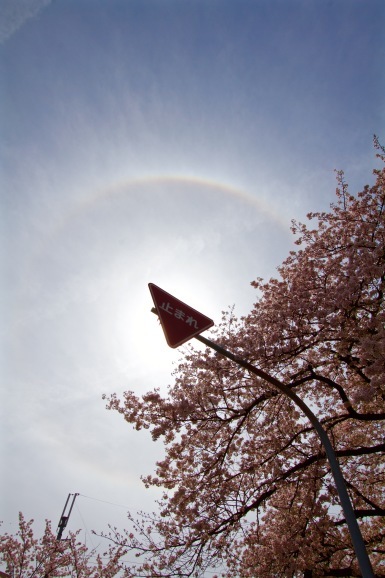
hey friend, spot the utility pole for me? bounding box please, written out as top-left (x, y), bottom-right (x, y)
top-left (56, 493), bottom-right (79, 540)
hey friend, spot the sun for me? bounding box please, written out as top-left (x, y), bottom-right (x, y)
top-left (104, 276), bottom-right (186, 393)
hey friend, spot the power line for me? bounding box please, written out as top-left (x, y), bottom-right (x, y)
top-left (78, 493), bottom-right (130, 509)
top-left (74, 502), bottom-right (97, 551)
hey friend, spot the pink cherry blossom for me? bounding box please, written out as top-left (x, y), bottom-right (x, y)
top-left (103, 140), bottom-right (385, 576)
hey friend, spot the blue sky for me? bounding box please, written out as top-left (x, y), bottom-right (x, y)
top-left (1, 0), bottom-right (384, 551)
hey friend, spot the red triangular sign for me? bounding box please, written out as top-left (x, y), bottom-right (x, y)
top-left (149, 283), bottom-right (214, 348)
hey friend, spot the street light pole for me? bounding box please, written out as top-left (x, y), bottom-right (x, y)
top-left (194, 333), bottom-right (374, 578)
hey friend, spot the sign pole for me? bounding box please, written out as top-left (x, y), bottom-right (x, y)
top-left (194, 333), bottom-right (374, 578)
top-left (149, 285), bottom-right (373, 576)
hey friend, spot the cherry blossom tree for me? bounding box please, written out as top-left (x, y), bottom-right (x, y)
top-left (104, 142), bottom-right (385, 577)
top-left (0, 512), bottom-right (125, 577)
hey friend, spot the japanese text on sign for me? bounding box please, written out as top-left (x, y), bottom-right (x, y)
top-left (160, 301), bottom-right (199, 329)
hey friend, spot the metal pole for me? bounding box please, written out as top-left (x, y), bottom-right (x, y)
top-left (195, 333), bottom-right (374, 578)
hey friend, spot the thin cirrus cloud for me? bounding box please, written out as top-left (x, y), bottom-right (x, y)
top-left (1, 0), bottom-right (384, 543)
top-left (0, 0), bottom-right (51, 44)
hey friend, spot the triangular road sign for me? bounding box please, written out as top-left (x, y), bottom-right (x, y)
top-left (149, 283), bottom-right (214, 348)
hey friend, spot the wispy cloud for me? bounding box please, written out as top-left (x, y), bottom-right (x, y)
top-left (0, 0), bottom-right (51, 44)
